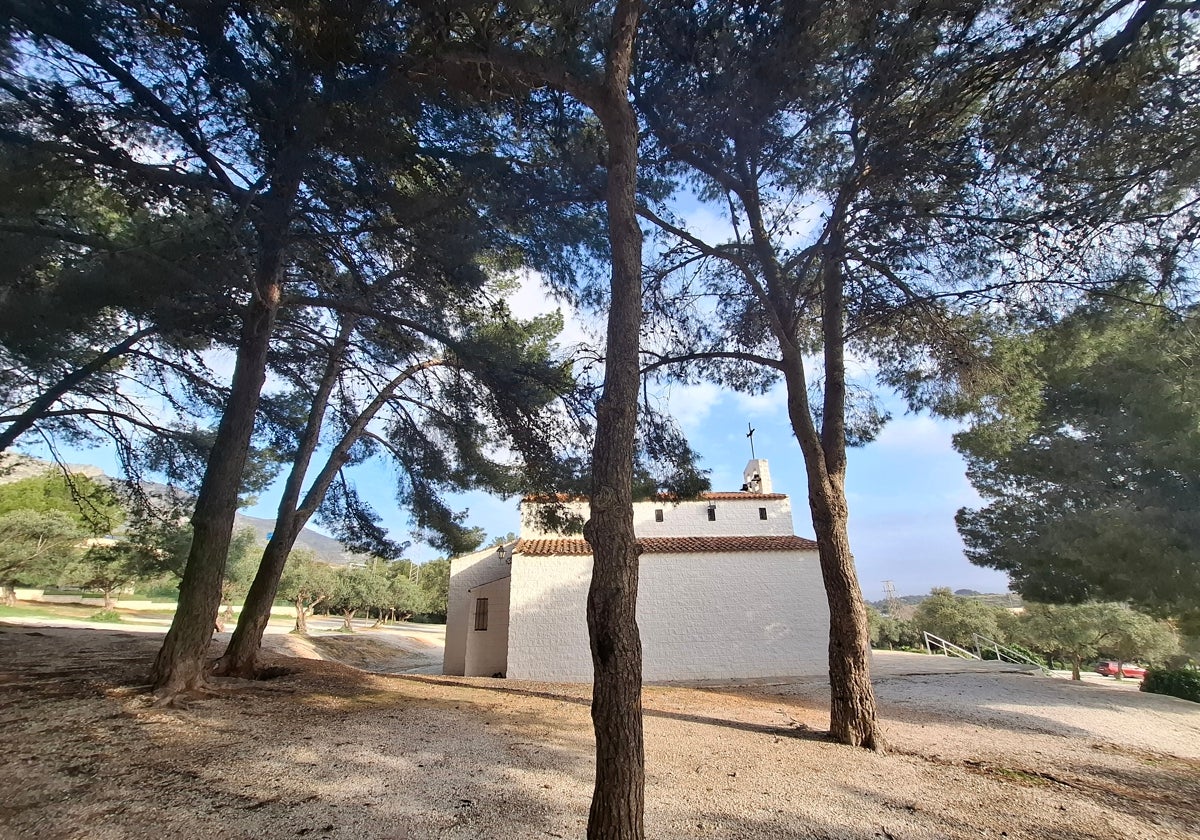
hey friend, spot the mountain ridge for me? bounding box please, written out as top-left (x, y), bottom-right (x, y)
top-left (0, 453), bottom-right (358, 565)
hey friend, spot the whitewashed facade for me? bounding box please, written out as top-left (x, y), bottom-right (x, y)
top-left (444, 459), bottom-right (829, 682)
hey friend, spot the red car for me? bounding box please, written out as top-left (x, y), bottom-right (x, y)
top-left (1095, 660), bottom-right (1147, 679)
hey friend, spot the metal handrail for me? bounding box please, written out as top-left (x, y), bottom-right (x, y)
top-left (972, 633), bottom-right (1052, 675)
top-left (923, 631), bottom-right (981, 660)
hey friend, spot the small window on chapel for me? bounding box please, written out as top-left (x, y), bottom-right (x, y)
top-left (474, 597), bottom-right (489, 631)
top-left (707, 505), bottom-right (717, 521)
top-left (759, 507), bottom-right (768, 520)
top-left (654, 508), bottom-right (664, 522)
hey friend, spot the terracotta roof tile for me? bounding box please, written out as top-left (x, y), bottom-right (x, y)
top-left (514, 535), bottom-right (818, 556)
top-left (522, 492), bottom-right (789, 502)
top-left (699, 492), bottom-right (788, 501)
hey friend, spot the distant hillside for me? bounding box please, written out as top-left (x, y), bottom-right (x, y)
top-left (0, 453), bottom-right (358, 566)
top-left (231, 512), bottom-right (360, 565)
top-left (868, 591), bottom-right (1022, 613)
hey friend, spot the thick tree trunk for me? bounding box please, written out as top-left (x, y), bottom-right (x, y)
top-left (217, 347), bottom-right (437, 678)
top-left (149, 290), bottom-right (278, 696)
top-left (585, 6), bottom-right (645, 834)
top-left (217, 512), bottom-right (303, 674)
top-left (739, 186), bottom-right (882, 750)
top-left (807, 478), bottom-right (882, 749)
top-left (775, 344), bottom-right (882, 750)
top-left (1071, 656), bottom-right (1081, 680)
top-left (769, 359), bottom-right (882, 749)
top-left (293, 598), bottom-right (308, 634)
top-left (2, 585), bottom-right (15, 607)
top-left (149, 182), bottom-right (295, 697)
top-left (216, 318), bottom-right (351, 676)
top-left (103, 589), bottom-right (115, 610)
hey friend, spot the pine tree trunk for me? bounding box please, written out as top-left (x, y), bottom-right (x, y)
top-left (215, 317), bottom-right (351, 677)
top-left (217, 520), bottom-right (300, 676)
top-left (217, 340), bottom-right (430, 678)
top-left (775, 341), bottom-right (882, 750)
top-left (585, 8), bottom-right (645, 833)
top-left (149, 186), bottom-right (293, 698)
top-left (149, 291), bottom-right (278, 697)
top-left (808, 478), bottom-right (882, 749)
top-left (738, 181), bottom-right (882, 751)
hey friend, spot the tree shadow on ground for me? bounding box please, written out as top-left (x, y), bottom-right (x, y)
top-left (400, 674), bottom-right (834, 743)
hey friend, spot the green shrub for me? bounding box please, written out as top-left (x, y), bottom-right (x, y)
top-left (1141, 668), bottom-right (1200, 703)
top-left (89, 608), bottom-right (122, 623)
top-left (134, 580), bottom-right (180, 599)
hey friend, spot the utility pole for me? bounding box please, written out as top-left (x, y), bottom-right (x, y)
top-left (883, 580), bottom-right (900, 616)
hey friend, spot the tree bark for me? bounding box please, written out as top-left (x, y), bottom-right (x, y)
top-left (814, 232), bottom-right (882, 751)
top-left (808, 477), bottom-right (882, 749)
top-left (584, 3), bottom-right (646, 837)
top-left (739, 189), bottom-right (883, 750)
top-left (214, 316), bottom-right (354, 677)
top-left (149, 180), bottom-right (296, 698)
top-left (216, 350), bottom-right (443, 678)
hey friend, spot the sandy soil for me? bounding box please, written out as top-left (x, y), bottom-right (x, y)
top-left (1, 621), bottom-right (1197, 840)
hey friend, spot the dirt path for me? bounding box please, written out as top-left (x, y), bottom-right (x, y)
top-left (1, 624), bottom-right (1197, 839)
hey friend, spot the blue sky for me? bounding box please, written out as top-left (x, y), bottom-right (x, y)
top-left (19, 264), bottom-right (1012, 602)
top-left (369, 387), bottom-right (1011, 600)
top-left (22, 299), bottom-right (1010, 600)
top-left (234, 268), bottom-right (1010, 600)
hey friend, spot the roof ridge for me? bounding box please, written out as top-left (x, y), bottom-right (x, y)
top-left (514, 535), bottom-right (818, 556)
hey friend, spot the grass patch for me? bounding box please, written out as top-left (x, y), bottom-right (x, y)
top-left (0, 602), bottom-right (108, 621)
top-left (89, 608), bottom-right (122, 623)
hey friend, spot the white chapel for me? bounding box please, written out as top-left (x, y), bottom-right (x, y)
top-left (443, 459), bottom-right (829, 681)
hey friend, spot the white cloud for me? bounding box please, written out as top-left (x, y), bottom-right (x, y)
top-left (679, 202), bottom-right (737, 245)
top-left (844, 351), bottom-right (879, 379)
top-left (661, 381), bottom-right (724, 435)
top-left (731, 383), bottom-right (788, 417)
top-left (504, 269), bottom-right (599, 351)
top-left (873, 414), bottom-right (959, 456)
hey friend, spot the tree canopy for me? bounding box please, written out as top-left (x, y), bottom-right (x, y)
top-left (3, 1), bottom-right (1200, 834)
top-left (956, 296), bottom-right (1200, 623)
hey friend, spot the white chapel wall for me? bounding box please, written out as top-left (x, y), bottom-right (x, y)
top-left (445, 544), bottom-right (512, 676)
top-left (507, 553), bottom-right (594, 681)
top-left (464, 576), bottom-right (510, 677)
top-left (637, 550), bottom-right (828, 680)
top-left (519, 497), bottom-right (796, 539)
top-left (631, 497), bottom-right (795, 537)
top-left (505, 548), bottom-right (828, 682)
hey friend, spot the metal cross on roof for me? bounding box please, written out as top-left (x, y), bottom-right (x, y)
top-left (747, 422), bottom-right (756, 459)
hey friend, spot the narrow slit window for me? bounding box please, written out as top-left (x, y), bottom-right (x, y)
top-left (654, 508), bottom-right (664, 522)
top-left (707, 505), bottom-right (717, 521)
top-left (474, 597), bottom-right (489, 631)
top-left (759, 507), bottom-right (768, 520)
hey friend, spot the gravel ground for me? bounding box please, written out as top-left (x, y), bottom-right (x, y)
top-left (1, 623), bottom-right (1197, 840)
